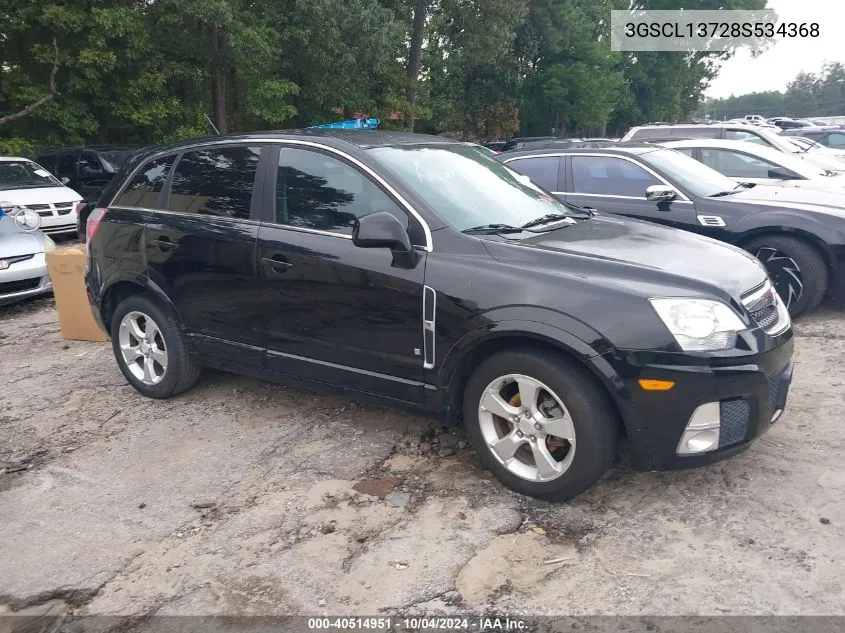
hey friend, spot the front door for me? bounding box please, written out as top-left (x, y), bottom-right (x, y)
top-left (256, 145), bottom-right (427, 404)
top-left (563, 154), bottom-right (699, 232)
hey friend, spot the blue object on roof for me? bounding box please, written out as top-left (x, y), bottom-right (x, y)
top-left (308, 118), bottom-right (380, 130)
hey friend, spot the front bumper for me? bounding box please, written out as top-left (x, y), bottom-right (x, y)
top-left (606, 336), bottom-right (794, 471)
top-left (0, 253), bottom-right (52, 307)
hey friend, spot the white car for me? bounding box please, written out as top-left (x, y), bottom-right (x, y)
top-left (658, 138), bottom-right (845, 193)
top-left (0, 157), bottom-right (82, 235)
top-left (0, 214), bottom-right (55, 306)
top-left (783, 136), bottom-right (845, 163)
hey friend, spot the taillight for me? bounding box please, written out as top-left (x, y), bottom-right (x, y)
top-left (87, 207), bottom-right (108, 243)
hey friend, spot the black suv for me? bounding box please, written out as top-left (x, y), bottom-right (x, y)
top-left (499, 143), bottom-right (845, 317)
top-left (37, 146), bottom-right (136, 238)
top-left (86, 131), bottom-right (794, 500)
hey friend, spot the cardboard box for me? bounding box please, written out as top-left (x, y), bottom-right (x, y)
top-left (46, 246), bottom-right (110, 342)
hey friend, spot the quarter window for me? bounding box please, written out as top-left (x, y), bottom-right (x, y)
top-left (275, 147), bottom-right (421, 243)
top-left (571, 156), bottom-right (661, 197)
top-left (168, 146), bottom-right (262, 219)
top-left (114, 155), bottom-right (176, 208)
top-left (506, 157), bottom-right (560, 191)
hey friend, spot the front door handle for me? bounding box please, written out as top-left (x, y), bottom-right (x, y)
top-left (261, 255), bottom-right (293, 275)
top-left (151, 237), bottom-right (176, 251)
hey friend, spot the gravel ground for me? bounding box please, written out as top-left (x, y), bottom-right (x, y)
top-left (0, 296), bottom-right (843, 623)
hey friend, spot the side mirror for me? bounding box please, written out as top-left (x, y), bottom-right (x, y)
top-left (353, 211), bottom-right (412, 252)
top-left (60, 177), bottom-right (70, 185)
top-left (645, 184), bottom-right (677, 202)
top-left (768, 166), bottom-right (801, 180)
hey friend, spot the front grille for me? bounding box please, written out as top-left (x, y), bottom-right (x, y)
top-left (36, 210), bottom-right (54, 217)
top-left (56, 207), bottom-right (73, 215)
top-left (0, 277), bottom-right (41, 294)
top-left (741, 282), bottom-right (786, 334)
top-left (719, 399), bottom-right (749, 447)
top-left (24, 204), bottom-right (50, 210)
top-left (1, 254), bottom-right (34, 266)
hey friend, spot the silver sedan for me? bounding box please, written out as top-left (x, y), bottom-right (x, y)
top-left (0, 214), bottom-right (55, 307)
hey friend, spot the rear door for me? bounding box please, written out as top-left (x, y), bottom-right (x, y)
top-left (141, 143), bottom-right (268, 364)
top-left (255, 144), bottom-right (428, 403)
top-left (562, 154), bottom-right (699, 231)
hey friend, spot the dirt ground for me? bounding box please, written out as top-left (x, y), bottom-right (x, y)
top-left (0, 295), bottom-right (843, 623)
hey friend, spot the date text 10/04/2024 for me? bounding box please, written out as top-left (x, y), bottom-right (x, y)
top-left (623, 21), bottom-right (819, 39)
top-left (307, 617), bottom-right (529, 630)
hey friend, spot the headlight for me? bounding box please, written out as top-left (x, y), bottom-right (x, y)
top-left (649, 298), bottom-right (746, 351)
top-left (44, 235), bottom-right (56, 252)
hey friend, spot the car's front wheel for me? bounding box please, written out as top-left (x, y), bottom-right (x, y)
top-left (462, 349), bottom-right (618, 501)
top-left (110, 294), bottom-right (201, 399)
top-left (744, 235), bottom-right (827, 317)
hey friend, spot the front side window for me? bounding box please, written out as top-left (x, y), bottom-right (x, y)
top-left (79, 152), bottom-right (103, 175)
top-left (275, 147), bottom-right (420, 242)
top-left (826, 133), bottom-right (845, 147)
top-left (114, 155), bottom-right (176, 208)
top-left (699, 149), bottom-right (782, 179)
top-left (571, 156), bottom-right (661, 197)
top-left (640, 148), bottom-right (739, 198)
top-left (506, 156), bottom-right (560, 191)
top-left (168, 146), bottom-right (262, 219)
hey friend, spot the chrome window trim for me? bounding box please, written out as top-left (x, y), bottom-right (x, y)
top-left (504, 152), bottom-right (692, 202)
top-left (110, 138), bottom-right (434, 252)
top-left (118, 205), bottom-right (263, 226)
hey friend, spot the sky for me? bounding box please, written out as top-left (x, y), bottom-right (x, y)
top-left (706, 0), bottom-right (845, 99)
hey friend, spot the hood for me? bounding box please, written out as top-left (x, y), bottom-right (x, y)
top-left (483, 214), bottom-right (767, 299)
top-left (767, 174), bottom-right (845, 193)
top-left (0, 185), bottom-right (83, 205)
top-left (799, 152), bottom-right (845, 172)
top-left (0, 217), bottom-right (45, 257)
top-left (724, 184), bottom-right (845, 217)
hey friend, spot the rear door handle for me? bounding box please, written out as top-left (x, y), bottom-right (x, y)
top-left (151, 237), bottom-right (176, 251)
top-left (261, 255), bottom-right (293, 275)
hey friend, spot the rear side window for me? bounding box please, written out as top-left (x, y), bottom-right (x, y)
top-left (571, 156), bottom-right (661, 197)
top-left (167, 146), bottom-right (262, 219)
top-left (826, 133), bottom-right (845, 147)
top-left (506, 157), bottom-right (560, 191)
top-left (56, 154), bottom-right (77, 177)
top-left (114, 155), bottom-right (176, 208)
top-left (725, 130), bottom-right (768, 146)
top-left (699, 149), bottom-right (781, 179)
top-left (79, 152), bottom-right (103, 175)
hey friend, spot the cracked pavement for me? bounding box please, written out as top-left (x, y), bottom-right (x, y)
top-left (0, 297), bottom-right (843, 621)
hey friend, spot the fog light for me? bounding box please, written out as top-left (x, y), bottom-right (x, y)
top-left (677, 402), bottom-right (721, 455)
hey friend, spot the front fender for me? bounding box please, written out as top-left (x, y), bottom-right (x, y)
top-left (433, 315), bottom-right (629, 426)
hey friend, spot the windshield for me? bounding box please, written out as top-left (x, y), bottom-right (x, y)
top-left (368, 144), bottom-right (581, 231)
top-left (0, 160), bottom-right (61, 190)
top-left (640, 148), bottom-right (739, 198)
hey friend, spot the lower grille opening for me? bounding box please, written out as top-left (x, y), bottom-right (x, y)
top-left (0, 277), bottom-right (41, 294)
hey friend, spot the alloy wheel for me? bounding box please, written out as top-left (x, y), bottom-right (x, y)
top-left (118, 311), bottom-right (168, 385)
top-left (754, 246), bottom-right (803, 310)
top-left (477, 374), bottom-right (576, 482)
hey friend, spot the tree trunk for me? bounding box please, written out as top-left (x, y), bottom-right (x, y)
top-left (208, 24), bottom-right (228, 134)
top-left (405, 0), bottom-right (427, 132)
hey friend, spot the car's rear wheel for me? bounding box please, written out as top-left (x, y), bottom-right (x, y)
top-left (110, 294), bottom-right (201, 399)
top-left (462, 349), bottom-right (618, 501)
top-left (744, 235), bottom-right (827, 317)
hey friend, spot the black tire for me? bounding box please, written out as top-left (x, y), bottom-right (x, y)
top-left (744, 235), bottom-right (827, 318)
top-left (462, 349), bottom-right (618, 501)
top-left (110, 294), bottom-right (201, 399)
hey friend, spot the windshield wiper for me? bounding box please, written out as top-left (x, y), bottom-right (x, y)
top-left (462, 223), bottom-right (524, 235)
top-left (709, 183), bottom-right (746, 197)
top-left (521, 213), bottom-right (575, 229)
